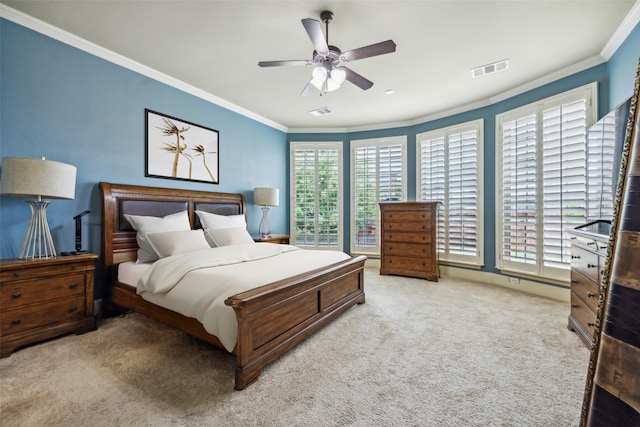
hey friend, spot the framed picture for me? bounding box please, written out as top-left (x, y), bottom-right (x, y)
top-left (145, 109), bottom-right (219, 184)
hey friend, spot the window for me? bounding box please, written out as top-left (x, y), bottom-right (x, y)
top-left (417, 120), bottom-right (484, 266)
top-left (496, 83), bottom-right (597, 280)
top-left (351, 136), bottom-right (407, 254)
top-left (290, 142), bottom-right (342, 249)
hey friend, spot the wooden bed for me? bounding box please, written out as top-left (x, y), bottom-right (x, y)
top-left (100, 182), bottom-right (366, 390)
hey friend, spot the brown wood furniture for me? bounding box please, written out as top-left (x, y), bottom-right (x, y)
top-left (567, 221), bottom-right (609, 348)
top-left (100, 182), bottom-right (366, 390)
top-left (253, 234), bottom-right (290, 244)
top-left (379, 201), bottom-right (440, 281)
top-left (0, 253), bottom-right (98, 357)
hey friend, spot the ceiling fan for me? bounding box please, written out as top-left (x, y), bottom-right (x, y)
top-left (258, 11), bottom-right (396, 96)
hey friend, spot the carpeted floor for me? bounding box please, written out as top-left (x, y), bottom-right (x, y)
top-left (0, 268), bottom-right (590, 426)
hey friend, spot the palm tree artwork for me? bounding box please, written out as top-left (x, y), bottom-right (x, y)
top-left (192, 144), bottom-right (218, 182)
top-left (157, 117), bottom-right (190, 178)
top-left (146, 110), bottom-right (219, 184)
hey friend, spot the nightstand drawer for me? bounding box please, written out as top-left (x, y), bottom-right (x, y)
top-left (1, 273), bottom-right (86, 309)
top-left (0, 262), bottom-right (88, 282)
top-left (1, 295), bottom-right (86, 335)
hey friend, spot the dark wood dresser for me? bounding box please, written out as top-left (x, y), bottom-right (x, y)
top-left (379, 202), bottom-right (440, 281)
top-left (567, 220), bottom-right (610, 347)
top-left (0, 253), bottom-right (98, 357)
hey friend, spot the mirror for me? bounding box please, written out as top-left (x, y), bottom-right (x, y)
top-left (580, 58), bottom-right (640, 425)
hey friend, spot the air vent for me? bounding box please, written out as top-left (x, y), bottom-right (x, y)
top-left (309, 107), bottom-right (334, 117)
top-left (471, 59), bottom-right (509, 78)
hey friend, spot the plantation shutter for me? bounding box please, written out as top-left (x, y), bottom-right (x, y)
top-left (352, 137), bottom-right (406, 254)
top-left (291, 143), bottom-right (342, 249)
top-left (418, 120), bottom-right (483, 266)
top-left (497, 82), bottom-right (596, 280)
top-left (541, 99), bottom-right (588, 269)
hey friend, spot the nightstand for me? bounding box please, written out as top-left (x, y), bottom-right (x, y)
top-left (0, 253), bottom-right (98, 357)
top-left (253, 234), bottom-right (290, 244)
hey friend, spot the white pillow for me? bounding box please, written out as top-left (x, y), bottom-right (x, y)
top-left (124, 211), bottom-right (191, 263)
top-left (205, 227), bottom-right (255, 247)
top-left (147, 229), bottom-right (210, 258)
top-left (195, 210), bottom-right (246, 230)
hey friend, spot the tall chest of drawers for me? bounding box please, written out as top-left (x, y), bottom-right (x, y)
top-left (567, 221), bottom-right (610, 348)
top-left (0, 253), bottom-right (98, 357)
top-left (379, 202), bottom-right (440, 281)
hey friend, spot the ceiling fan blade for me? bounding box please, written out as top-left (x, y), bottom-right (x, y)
top-left (302, 18), bottom-right (329, 54)
top-left (258, 60), bottom-right (311, 67)
top-left (341, 40), bottom-right (396, 62)
top-left (344, 67), bottom-right (374, 90)
top-left (301, 80), bottom-right (316, 96)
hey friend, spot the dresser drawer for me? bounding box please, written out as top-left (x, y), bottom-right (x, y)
top-left (383, 231), bottom-right (432, 244)
top-left (570, 291), bottom-right (597, 340)
top-left (382, 256), bottom-right (434, 272)
top-left (570, 271), bottom-right (599, 312)
top-left (383, 241), bottom-right (432, 258)
top-left (383, 210), bottom-right (432, 222)
top-left (383, 221), bottom-right (432, 233)
top-left (571, 246), bottom-right (600, 284)
top-left (1, 273), bottom-right (86, 309)
top-left (1, 295), bottom-right (86, 336)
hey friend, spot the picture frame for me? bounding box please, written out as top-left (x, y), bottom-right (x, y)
top-left (145, 109), bottom-right (219, 184)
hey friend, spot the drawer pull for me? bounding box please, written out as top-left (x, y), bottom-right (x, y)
top-left (12, 291), bottom-right (21, 299)
top-left (69, 305), bottom-right (78, 312)
top-left (587, 322), bottom-right (595, 327)
top-left (11, 318), bottom-right (21, 325)
top-left (587, 292), bottom-right (596, 298)
top-left (571, 279), bottom-right (577, 284)
top-left (69, 282), bottom-right (79, 289)
top-left (587, 263), bottom-right (596, 269)
top-left (571, 304), bottom-right (579, 308)
top-left (571, 255), bottom-right (580, 259)
top-left (587, 242), bottom-right (595, 246)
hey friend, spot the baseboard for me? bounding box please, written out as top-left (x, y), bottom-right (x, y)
top-left (364, 258), bottom-right (570, 302)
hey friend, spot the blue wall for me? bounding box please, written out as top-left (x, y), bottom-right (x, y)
top-left (0, 19), bottom-right (288, 295)
top-left (1, 17), bottom-right (639, 296)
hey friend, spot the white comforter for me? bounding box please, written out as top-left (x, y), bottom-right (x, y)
top-left (137, 243), bottom-right (351, 351)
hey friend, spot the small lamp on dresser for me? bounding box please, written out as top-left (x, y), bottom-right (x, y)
top-left (0, 156), bottom-right (76, 259)
top-left (253, 187), bottom-right (279, 239)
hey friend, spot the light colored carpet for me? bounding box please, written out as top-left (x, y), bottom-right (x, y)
top-left (0, 268), bottom-right (590, 426)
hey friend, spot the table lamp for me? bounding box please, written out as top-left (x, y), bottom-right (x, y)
top-left (0, 157), bottom-right (76, 259)
top-left (253, 187), bottom-right (279, 238)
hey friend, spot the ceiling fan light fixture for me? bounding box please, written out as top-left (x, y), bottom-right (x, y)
top-left (311, 66), bottom-right (328, 89)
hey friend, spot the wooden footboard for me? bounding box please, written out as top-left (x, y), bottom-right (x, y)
top-left (227, 255), bottom-right (366, 389)
top-left (100, 182), bottom-right (366, 390)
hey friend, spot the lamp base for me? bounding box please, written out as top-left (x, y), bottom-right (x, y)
top-left (20, 200), bottom-right (57, 260)
top-left (259, 206), bottom-right (272, 238)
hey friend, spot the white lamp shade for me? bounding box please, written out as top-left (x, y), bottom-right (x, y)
top-left (254, 187), bottom-right (279, 207)
top-left (1, 157), bottom-right (76, 200)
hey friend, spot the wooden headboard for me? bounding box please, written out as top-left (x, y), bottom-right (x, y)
top-left (100, 182), bottom-right (247, 281)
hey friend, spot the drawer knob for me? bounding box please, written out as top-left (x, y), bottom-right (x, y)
top-left (571, 280), bottom-right (577, 284)
top-left (587, 322), bottom-right (595, 327)
top-left (69, 305), bottom-right (78, 313)
top-left (587, 263), bottom-right (596, 269)
top-left (571, 304), bottom-right (579, 308)
top-left (69, 282), bottom-right (79, 289)
top-left (571, 255), bottom-right (580, 259)
top-left (12, 291), bottom-right (21, 299)
top-left (587, 292), bottom-right (596, 298)
top-left (11, 318), bottom-right (21, 325)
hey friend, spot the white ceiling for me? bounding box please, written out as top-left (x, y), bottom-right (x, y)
top-left (3, 1), bottom-right (638, 132)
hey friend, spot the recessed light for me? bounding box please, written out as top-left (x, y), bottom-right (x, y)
top-left (385, 89), bottom-right (395, 95)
